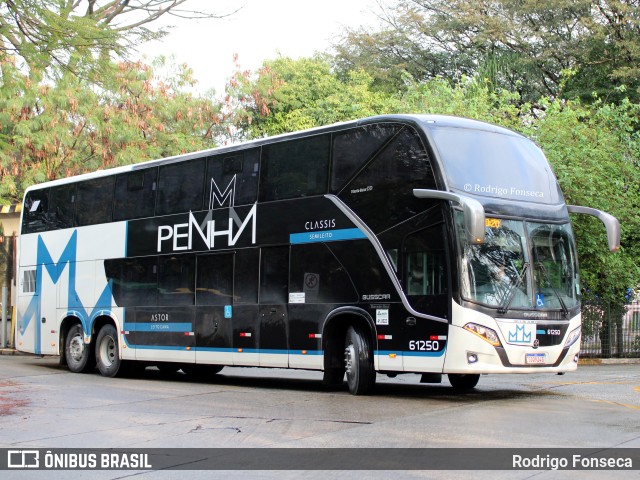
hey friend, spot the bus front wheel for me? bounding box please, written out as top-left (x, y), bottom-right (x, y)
top-left (65, 324), bottom-right (95, 373)
top-left (448, 373), bottom-right (480, 391)
top-left (344, 326), bottom-right (376, 395)
top-left (96, 324), bottom-right (122, 377)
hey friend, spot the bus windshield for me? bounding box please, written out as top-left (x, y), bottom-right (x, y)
top-left (429, 126), bottom-right (562, 205)
top-left (456, 214), bottom-right (580, 311)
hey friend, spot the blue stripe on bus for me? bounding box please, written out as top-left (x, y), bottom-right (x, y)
top-left (536, 329), bottom-right (546, 335)
top-left (123, 322), bottom-right (192, 332)
top-left (289, 228), bottom-right (366, 244)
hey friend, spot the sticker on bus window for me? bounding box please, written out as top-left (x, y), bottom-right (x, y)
top-left (289, 292), bottom-right (305, 304)
top-left (376, 309), bottom-right (389, 325)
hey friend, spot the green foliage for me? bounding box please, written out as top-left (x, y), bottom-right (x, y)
top-left (334, 0), bottom-right (640, 104)
top-left (223, 55), bottom-right (392, 139)
top-left (0, 54), bottom-right (222, 203)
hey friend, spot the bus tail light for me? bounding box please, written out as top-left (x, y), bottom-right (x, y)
top-left (564, 326), bottom-right (581, 348)
top-left (463, 323), bottom-right (501, 347)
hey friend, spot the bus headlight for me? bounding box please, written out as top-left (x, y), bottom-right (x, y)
top-left (463, 323), bottom-right (501, 347)
top-left (564, 326), bottom-right (581, 348)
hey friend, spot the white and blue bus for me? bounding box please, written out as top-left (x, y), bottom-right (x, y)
top-left (15, 115), bottom-right (619, 394)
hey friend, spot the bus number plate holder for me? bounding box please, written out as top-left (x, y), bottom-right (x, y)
top-left (525, 353), bottom-right (546, 364)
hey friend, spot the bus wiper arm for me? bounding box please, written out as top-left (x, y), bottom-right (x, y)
top-left (497, 263), bottom-right (529, 314)
top-left (535, 263), bottom-right (569, 317)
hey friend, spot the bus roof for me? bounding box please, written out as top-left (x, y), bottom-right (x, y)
top-left (23, 114), bottom-right (524, 194)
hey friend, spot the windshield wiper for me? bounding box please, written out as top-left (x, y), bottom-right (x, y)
top-left (497, 262), bottom-right (529, 314)
top-left (535, 263), bottom-right (569, 317)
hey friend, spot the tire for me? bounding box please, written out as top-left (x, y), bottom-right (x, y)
top-left (448, 373), bottom-right (480, 391)
top-left (344, 325), bottom-right (376, 395)
top-left (322, 367), bottom-right (344, 389)
top-left (95, 324), bottom-right (122, 377)
top-left (65, 324), bottom-right (95, 373)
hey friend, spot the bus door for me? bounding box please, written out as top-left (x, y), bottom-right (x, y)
top-left (17, 264), bottom-right (57, 355)
top-left (401, 225), bottom-right (450, 373)
top-left (258, 246), bottom-right (289, 368)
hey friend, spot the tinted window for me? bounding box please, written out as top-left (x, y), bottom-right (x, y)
top-left (157, 159), bottom-right (205, 215)
top-left (290, 243), bottom-right (357, 303)
top-left (76, 177), bottom-right (114, 226)
top-left (158, 255), bottom-right (195, 306)
top-left (235, 248), bottom-right (259, 304)
top-left (403, 223), bottom-right (449, 317)
top-left (22, 189), bottom-right (49, 234)
top-left (260, 247), bottom-right (289, 304)
top-left (205, 149), bottom-right (259, 208)
top-left (48, 184), bottom-right (76, 230)
top-left (260, 135), bottom-right (329, 201)
top-left (340, 127), bottom-right (436, 232)
top-left (331, 124), bottom-right (400, 193)
top-left (113, 169), bottom-right (157, 221)
top-left (105, 257), bottom-right (158, 307)
top-left (430, 127), bottom-right (562, 204)
top-left (196, 254), bottom-right (233, 306)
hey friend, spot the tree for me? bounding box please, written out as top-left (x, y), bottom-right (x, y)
top-left (0, 55), bottom-right (223, 204)
top-left (223, 55), bottom-right (392, 140)
top-left (334, 0), bottom-right (640, 103)
top-left (0, 1), bottom-right (231, 76)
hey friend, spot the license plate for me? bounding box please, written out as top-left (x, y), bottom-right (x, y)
top-left (525, 353), bottom-right (546, 364)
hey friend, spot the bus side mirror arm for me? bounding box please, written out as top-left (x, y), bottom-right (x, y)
top-left (567, 205), bottom-right (621, 253)
top-left (413, 189), bottom-right (485, 244)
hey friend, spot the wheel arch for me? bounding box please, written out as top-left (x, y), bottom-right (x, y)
top-left (321, 307), bottom-right (376, 372)
top-left (59, 312), bottom-right (118, 365)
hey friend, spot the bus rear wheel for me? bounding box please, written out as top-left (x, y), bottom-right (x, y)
top-left (65, 324), bottom-right (95, 373)
top-left (95, 324), bottom-right (122, 377)
top-left (344, 326), bottom-right (376, 395)
top-left (448, 373), bottom-right (480, 391)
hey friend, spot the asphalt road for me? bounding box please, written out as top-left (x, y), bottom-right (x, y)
top-left (0, 354), bottom-right (638, 479)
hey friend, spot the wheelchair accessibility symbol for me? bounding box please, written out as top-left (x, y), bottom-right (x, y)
top-left (536, 293), bottom-right (545, 307)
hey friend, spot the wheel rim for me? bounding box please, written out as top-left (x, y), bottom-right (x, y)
top-left (98, 334), bottom-right (116, 368)
top-left (69, 334), bottom-right (85, 362)
top-left (344, 344), bottom-right (356, 377)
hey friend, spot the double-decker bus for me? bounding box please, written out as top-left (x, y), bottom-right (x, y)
top-left (15, 114), bottom-right (619, 394)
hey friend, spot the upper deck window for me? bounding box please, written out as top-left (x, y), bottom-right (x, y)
top-left (260, 135), bottom-right (330, 201)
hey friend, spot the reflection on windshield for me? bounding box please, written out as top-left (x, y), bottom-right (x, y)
top-left (457, 215), bottom-right (532, 308)
top-left (456, 214), bottom-right (581, 312)
top-left (528, 222), bottom-right (580, 310)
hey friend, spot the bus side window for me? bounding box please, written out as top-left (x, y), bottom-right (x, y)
top-left (234, 249), bottom-right (259, 304)
top-left (76, 176), bottom-right (114, 226)
top-left (331, 124), bottom-right (400, 193)
top-left (196, 254), bottom-right (233, 306)
top-left (206, 149), bottom-right (260, 208)
top-left (48, 184), bottom-right (76, 230)
top-left (403, 224), bottom-right (449, 317)
top-left (22, 188), bottom-right (50, 234)
top-left (113, 169), bottom-right (157, 221)
top-left (157, 159), bottom-right (206, 215)
top-left (158, 254), bottom-right (195, 306)
top-left (260, 135), bottom-right (330, 201)
top-left (259, 247), bottom-right (289, 304)
top-left (104, 257), bottom-right (158, 307)
top-left (289, 243), bottom-right (358, 303)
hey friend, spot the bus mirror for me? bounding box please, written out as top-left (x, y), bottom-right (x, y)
top-left (413, 189), bottom-right (486, 244)
top-left (567, 205), bottom-right (621, 252)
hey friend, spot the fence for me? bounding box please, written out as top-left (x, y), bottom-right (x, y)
top-left (581, 301), bottom-right (640, 358)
